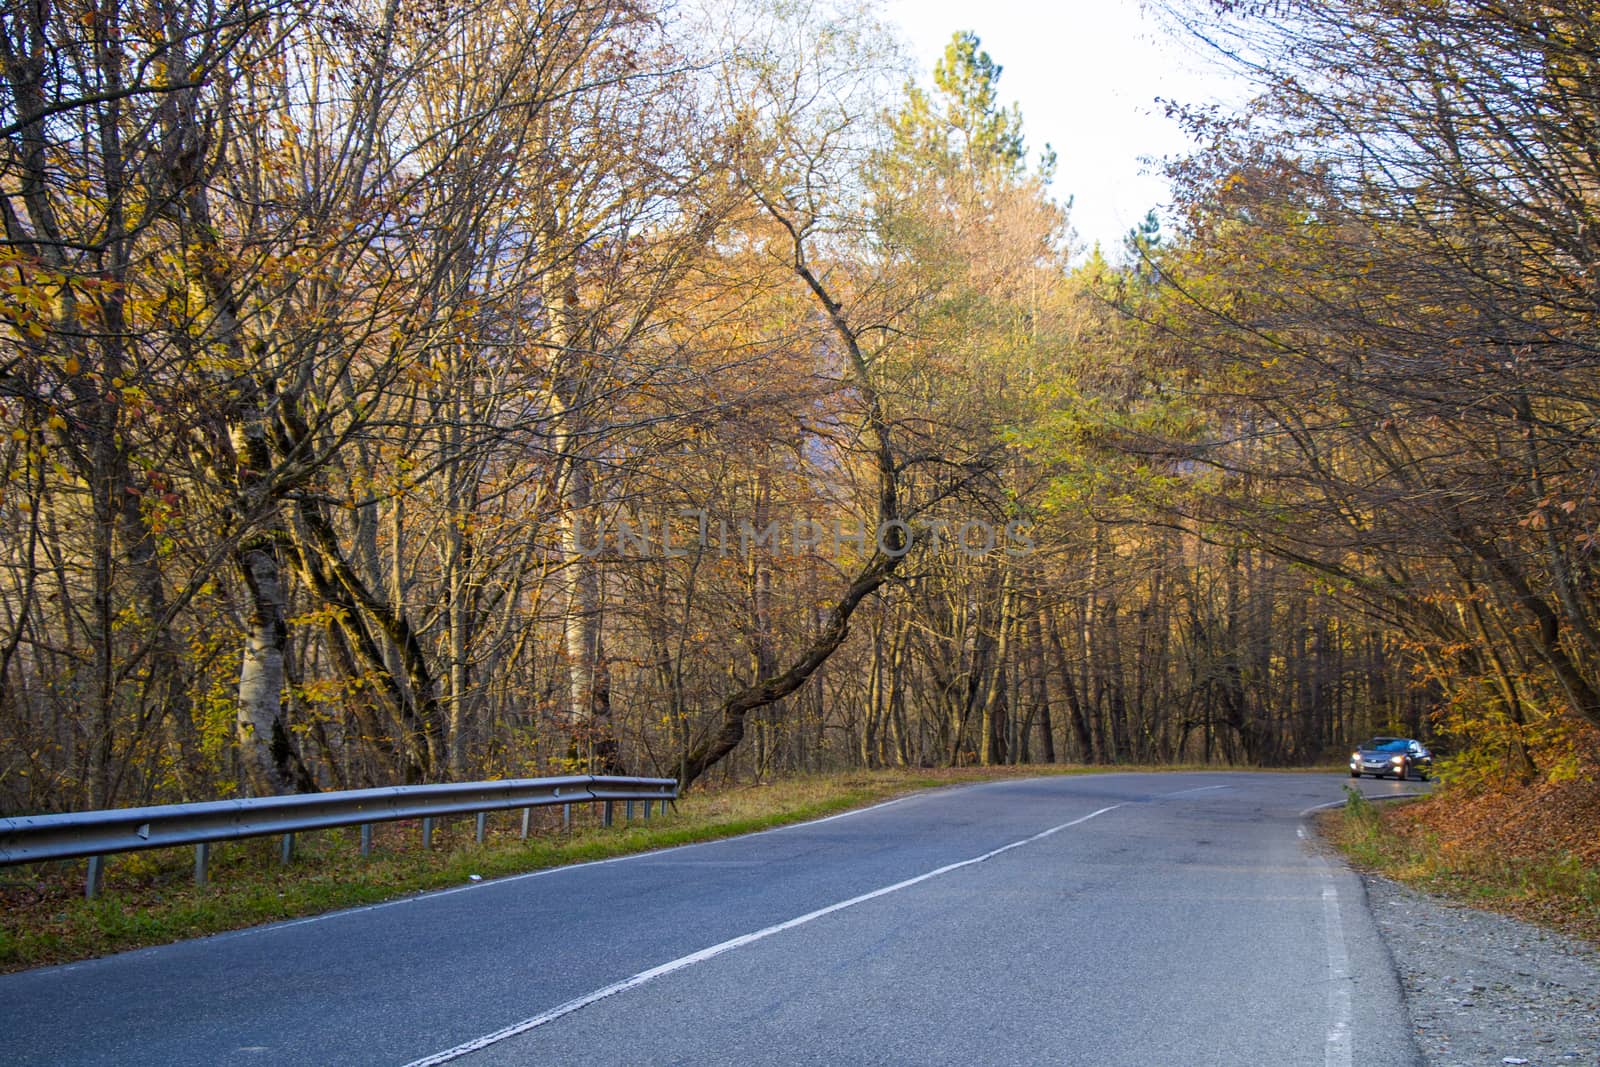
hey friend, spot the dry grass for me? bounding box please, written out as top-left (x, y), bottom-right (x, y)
top-left (1327, 762), bottom-right (1600, 947)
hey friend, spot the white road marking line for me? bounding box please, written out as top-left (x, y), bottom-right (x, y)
top-left (1298, 792), bottom-right (1428, 818)
top-left (400, 804), bottom-right (1126, 1067)
top-left (1319, 867), bottom-right (1354, 1067)
top-left (1299, 798), bottom-right (1349, 816)
top-left (762, 794), bottom-right (913, 831)
top-left (1158, 784), bottom-right (1230, 798)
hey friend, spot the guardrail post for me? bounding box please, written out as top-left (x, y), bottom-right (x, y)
top-left (194, 843), bottom-right (209, 887)
top-left (643, 800), bottom-right (652, 820)
top-left (603, 800), bottom-right (614, 828)
top-left (625, 800), bottom-right (634, 822)
top-left (422, 817), bottom-right (434, 850)
top-left (85, 855), bottom-right (104, 899)
top-left (360, 824), bottom-right (373, 858)
top-left (475, 812), bottom-right (487, 844)
top-left (562, 803), bottom-right (571, 832)
top-left (280, 833), bottom-right (295, 865)
top-left (520, 807), bottom-right (531, 840)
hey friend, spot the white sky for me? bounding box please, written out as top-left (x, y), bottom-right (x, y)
top-left (880, 0), bottom-right (1248, 255)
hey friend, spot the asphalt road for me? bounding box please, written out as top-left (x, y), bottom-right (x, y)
top-left (0, 772), bottom-right (1428, 1066)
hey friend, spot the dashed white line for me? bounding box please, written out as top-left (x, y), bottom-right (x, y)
top-left (401, 803), bottom-right (1126, 1067)
top-left (762, 794), bottom-right (913, 831)
top-left (1159, 784), bottom-right (1230, 798)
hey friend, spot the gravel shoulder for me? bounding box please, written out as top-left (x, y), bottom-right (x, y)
top-left (1363, 873), bottom-right (1600, 1067)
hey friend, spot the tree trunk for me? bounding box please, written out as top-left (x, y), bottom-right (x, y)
top-left (236, 542), bottom-right (316, 794)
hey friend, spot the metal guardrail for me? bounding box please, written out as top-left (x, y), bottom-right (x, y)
top-left (0, 774), bottom-right (678, 898)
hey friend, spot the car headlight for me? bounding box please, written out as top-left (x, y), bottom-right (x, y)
top-left (1391, 755), bottom-right (1405, 763)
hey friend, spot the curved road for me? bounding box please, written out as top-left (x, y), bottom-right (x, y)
top-left (0, 773), bottom-right (1427, 1066)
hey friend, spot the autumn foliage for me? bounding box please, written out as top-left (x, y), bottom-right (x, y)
top-left (1, 1), bottom-right (1596, 812)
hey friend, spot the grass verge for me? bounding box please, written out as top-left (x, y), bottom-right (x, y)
top-left (1325, 786), bottom-right (1600, 947)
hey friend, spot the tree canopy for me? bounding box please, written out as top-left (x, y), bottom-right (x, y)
top-left (1, 0), bottom-right (1594, 811)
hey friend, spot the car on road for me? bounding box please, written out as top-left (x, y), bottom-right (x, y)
top-left (1350, 737), bottom-right (1431, 780)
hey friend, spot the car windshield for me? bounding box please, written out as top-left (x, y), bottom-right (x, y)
top-left (1364, 739), bottom-right (1410, 752)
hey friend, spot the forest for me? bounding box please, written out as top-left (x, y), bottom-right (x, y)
top-left (1, 0), bottom-right (1595, 812)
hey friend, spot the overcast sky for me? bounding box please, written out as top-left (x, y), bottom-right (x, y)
top-left (880, 0), bottom-right (1248, 255)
